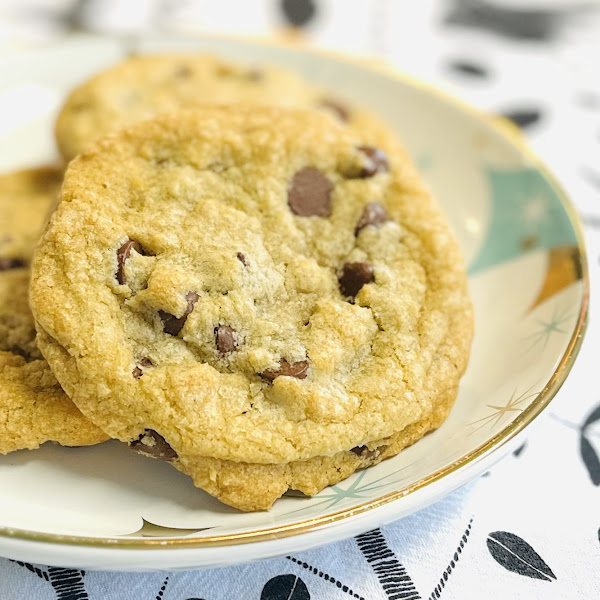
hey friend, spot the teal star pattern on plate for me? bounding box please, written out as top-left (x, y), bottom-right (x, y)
top-left (279, 464), bottom-right (416, 518)
top-left (524, 303), bottom-right (574, 352)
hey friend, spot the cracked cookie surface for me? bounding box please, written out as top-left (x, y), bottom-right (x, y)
top-left (56, 53), bottom-right (353, 161)
top-left (0, 167), bottom-right (107, 453)
top-left (31, 106), bottom-right (472, 471)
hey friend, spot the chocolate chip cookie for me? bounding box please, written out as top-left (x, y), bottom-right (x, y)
top-left (0, 167), bottom-right (107, 453)
top-left (56, 53), bottom-right (354, 161)
top-left (31, 106), bottom-right (472, 508)
top-left (174, 385), bottom-right (456, 511)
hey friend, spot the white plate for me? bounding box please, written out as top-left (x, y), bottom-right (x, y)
top-left (0, 34), bottom-right (588, 570)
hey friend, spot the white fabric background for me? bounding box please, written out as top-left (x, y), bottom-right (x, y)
top-left (0, 1), bottom-right (599, 598)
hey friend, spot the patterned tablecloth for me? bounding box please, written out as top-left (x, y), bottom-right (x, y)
top-left (0, 1), bottom-right (599, 598)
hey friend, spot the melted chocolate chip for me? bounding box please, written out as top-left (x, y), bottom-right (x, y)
top-left (116, 239), bottom-right (144, 285)
top-left (215, 325), bottom-right (238, 355)
top-left (174, 64), bottom-right (192, 78)
top-left (132, 357), bottom-right (153, 378)
top-left (0, 257), bottom-right (25, 271)
top-left (288, 167), bottom-right (334, 217)
top-left (215, 64), bottom-right (236, 77)
top-left (247, 69), bottom-right (263, 82)
top-left (130, 429), bottom-right (177, 461)
top-left (159, 291), bottom-right (199, 336)
top-left (351, 444), bottom-right (387, 460)
top-left (319, 98), bottom-right (350, 122)
top-left (338, 262), bottom-right (374, 297)
top-left (237, 252), bottom-right (247, 266)
top-left (355, 202), bottom-right (388, 235)
top-left (261, 359), bottom-right (309, 382)
top-left (70, 102), bottom-right (90, 113)
top-left (356, 146), bottom-right (389, 178)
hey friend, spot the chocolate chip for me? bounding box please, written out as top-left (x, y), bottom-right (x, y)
top-left (132, 357), bottom-right (153, 378)
top-left (261, 359), bottom-right (309, 381)
top-left (288, 167), bottom-right (334, 217)
top-left (338, 262), bottom-right (374, 297)
top-left (350, 444), bottom-right (387, 460)
top-left (0, 257), bottom-right (25, 271)
top-left (70, 102), bottom-right (90, 113)
top-left (130, 429), bottom-right (177, 461)
top-left (355, 202), bottom-right (388, 235)
top-left (247, 69), bottom-right (263, 82)
top-left (174, 64), bottom-right (192, 78)
top-left (116, 239), bottom-right (144, 285)
top-left (159, 291), bottom-right (199, 336)
top-left (351, 445), bottom-right (367, 456)
top-left (319, 98), bottom-right (350, 122)
top-left (356, 146), bottom-right (389, 178)
top-left (215, 64), bottom-right (236, 77)
top-left (215, 325), bottom-right (238, 355)
top-left (237, 252), bottom-right (247, 266)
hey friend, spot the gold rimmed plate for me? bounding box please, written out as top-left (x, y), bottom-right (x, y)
top-left (0, 34), bottom-right (588, 570)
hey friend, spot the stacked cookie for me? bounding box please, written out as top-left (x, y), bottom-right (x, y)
top-left (4, 54), bottom-right (472, 511)
top-left (0, 167), bottom-right (108, 453)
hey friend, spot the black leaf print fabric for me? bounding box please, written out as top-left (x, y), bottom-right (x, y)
top-left (444, 4), bottom-right (555, 39)
top-left (497, 107), bottom-right (543, 129)
top-left (582, 405), bottom-right (600, 430)
top-left (580, 404), bottom-right (600, 485)
top-left (580, 437), bottom-right (600, 485)
top-left (280, 0), bottom-right (316, 27)
top-left (447, 59), bottom-right (490, 78)
top-left (261, 574), bottom-right (310, 600)
top-left (513, 443), bottom-right (527, 457)
top-left (487, 531), bottom-right (556, 581)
